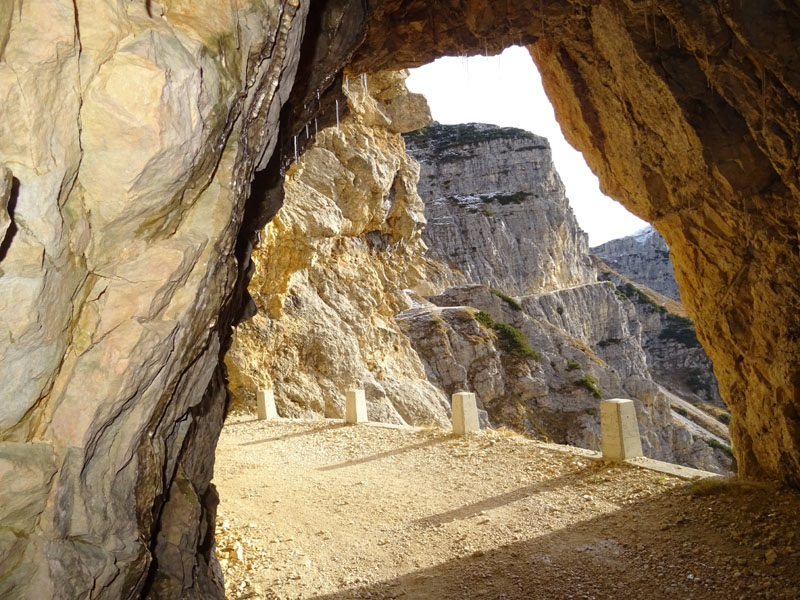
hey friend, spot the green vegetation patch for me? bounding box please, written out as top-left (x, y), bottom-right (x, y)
top-left (705, 438), bottom-right (734, 458)
top-left (473, 311), bottom-right (539, 361)
top-left (717, 413), bottom-right (731, 425)
top-left (575, 374), bottom-right (603, 399)
top-left (660, 313), bottom-right (701, 348)
top-left (566, 359), bottom-right (583, 371)
top-left (474, 310), bottom-right (495, 329)
top-left (490, 288), bottom-right (523, 311)
top-left (619, 283), bottom-right (666, 313)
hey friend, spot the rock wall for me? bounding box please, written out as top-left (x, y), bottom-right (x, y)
top-left (404, 123), bottom-right (594, 295)
top-left (226, 70), bottom-right (451, 426)
top-left (0, 0), bottom-right (365, 597)
top-left (597, 264), bottom-right (726, 411)
top-left (398, 283), bottom-right (730, 473)
top-left (394, 122), bottom-right (730, 472)
top-left (592, 226), bottom-right (681, 301)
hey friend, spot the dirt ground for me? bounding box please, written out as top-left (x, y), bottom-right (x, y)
top-left (214, 417), bottom-right (800, 600)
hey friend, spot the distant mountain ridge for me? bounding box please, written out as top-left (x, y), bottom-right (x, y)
top-left (591, 225), bottom-right (681, 301)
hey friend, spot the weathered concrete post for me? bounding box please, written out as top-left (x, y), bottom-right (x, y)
top-left (452, 391), bottom-right (479, 435)
top-left (345, 389), bottom-right (368, 424)
top-left (600, 398), bottom-right (643, 461)
top-left (257, 389), bottom-right (278, 420)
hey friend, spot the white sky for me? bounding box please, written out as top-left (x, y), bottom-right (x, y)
top-left (405, 46), bottom-right (648, 247)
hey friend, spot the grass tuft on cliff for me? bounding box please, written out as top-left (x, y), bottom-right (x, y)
top-left (575, 374), bottom-right (603, 399)
top-left (490, 288), bottom-right (523, 311)
top-left (474, 311), bottom-right (539, 361)
top-left (704, 438), bottom-right (734, 458)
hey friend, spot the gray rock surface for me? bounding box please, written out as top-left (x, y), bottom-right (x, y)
top-left (592, 226), bottom-right (680, 301)
top-left (400, 122), bottom-right (731, 474)
top-left (404, 123), bottom-right (594, 295)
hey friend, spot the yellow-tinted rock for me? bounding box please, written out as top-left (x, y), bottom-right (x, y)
top-left (227, 70), bottom-right (449, 426)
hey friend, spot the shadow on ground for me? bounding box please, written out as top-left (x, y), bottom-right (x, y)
top-left (319, 436), bottom-right (450, 471)
top-left (239, 422), bottom-right (349, 445)
top-left (308, 477), bottom-right (800, 600)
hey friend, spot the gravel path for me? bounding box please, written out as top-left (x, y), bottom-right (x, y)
top-left (214, 417), bottom-right (800, 599)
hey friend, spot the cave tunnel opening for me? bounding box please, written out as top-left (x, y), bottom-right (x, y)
top-left (216, 37), bottom-right (752, 600)
top-left (3, 1), bottom-right (800, 598)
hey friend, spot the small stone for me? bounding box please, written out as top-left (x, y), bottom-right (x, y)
top-left (765, 549), bottom-right (778, 565)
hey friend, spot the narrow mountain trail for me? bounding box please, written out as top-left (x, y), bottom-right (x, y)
top-left (214, 417), bottom-right (800, 600)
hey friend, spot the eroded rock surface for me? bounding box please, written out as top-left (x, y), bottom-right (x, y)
top-left (592, 226), bottom-right (681, 301)
top-left (226, 70), bottom-right (450, 426)
top-left (404, 123), bottom-right (594, 295)
top-left (0, 1), bottom-right (352, 597)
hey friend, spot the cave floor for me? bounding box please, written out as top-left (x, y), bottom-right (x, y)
top-left (214, 417), bottom-right (800, 600)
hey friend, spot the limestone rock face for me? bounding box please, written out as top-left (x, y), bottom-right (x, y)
top-left (592, 226), bottom-right (681, 302)
top-left (0, 1), bottom-right (345, 597)
top-left (226, 70), bottom-right (450, 426)
top-left (397, 121), bottom-right (730, 473)
top-left (404, 123), bottom-right (594, 295)
top-left (398, 283), bottom-right (730, 473)
top-left (597, 264), bottom-right (726, 412)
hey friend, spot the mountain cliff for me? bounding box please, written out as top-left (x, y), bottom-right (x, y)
top-left (592, 226), bottom-right (681, 301)
top-left (229, 106), bottom-right (731, 474)
top-left (226, 70), bottom-right (451, 426)
top-left (402, 122), bottom-right (731, 473)
top-left (404, 123), bottom-right (594, 295)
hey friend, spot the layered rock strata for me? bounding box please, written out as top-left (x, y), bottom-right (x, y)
top-left (596, 259), bottom-right (726, 413)
top-left (397, 283), bottom-right (729, 472)
top-left (226, 70), bottom-right (450, 427)
top-left (592, 226), bottom-right (681, 302)
top-left (404, 123), bottom-right (594, 295)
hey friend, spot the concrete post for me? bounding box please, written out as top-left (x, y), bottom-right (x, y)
top-left (452, 392), bottom-right (479, 435)
top-left (345, 389), bottom-right (368, 424)
top-left (600, 398), bottom-right (643, 461)
top-left (256, 389), bottom-right (278, 420)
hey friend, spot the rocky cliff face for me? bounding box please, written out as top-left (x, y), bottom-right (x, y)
top-left (226, 70), bottom-right (451, 427)
top-left (404, 123), bottom-right (594, 295)
top-left (351, 0), bottom-right (800, 488)
top-left (398, 282), bottom-right (729, 472)
top-left (596, 261), bottom-right (726, 413)
top-left (0, 1), bottom-right (364, 597)
top-left (592, 226), bottom-right (681, 301)
top-left (396, 122), bottom-right (730, 473)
